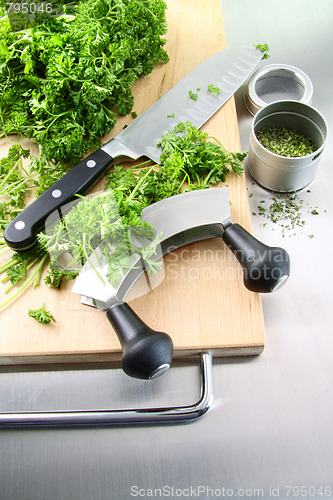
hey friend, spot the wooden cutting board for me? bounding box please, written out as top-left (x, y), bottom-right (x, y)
top-left (0, 0), bottom-right (265, 365)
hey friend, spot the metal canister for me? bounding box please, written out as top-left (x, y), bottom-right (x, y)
top-left (246, 100), bottom-right (327, 192)
top-left (245, 64), bottom-right (313, 115)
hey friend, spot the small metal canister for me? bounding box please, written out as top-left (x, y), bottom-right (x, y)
top-left (246, 100), bottom-right (327, 192)
top-left (245, 64), bottom-right (313, 115)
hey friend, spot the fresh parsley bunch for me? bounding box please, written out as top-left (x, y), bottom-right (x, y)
top-left (0, 0), bottom-right (168, 192)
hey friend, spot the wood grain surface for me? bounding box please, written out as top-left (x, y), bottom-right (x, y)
top-left (0, 0), bottom-right (265, 364)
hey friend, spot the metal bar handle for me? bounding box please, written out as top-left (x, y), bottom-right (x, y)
top-left (0, 353), bottom-right (213, 429)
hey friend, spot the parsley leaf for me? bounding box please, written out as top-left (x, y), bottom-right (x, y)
top-left (28, 302), bottom-right (56, 324)
top-left (208, 84), bottom-right (222, 95)
top-left (254, 43), bottom-right (270, 59)
top-left (188, 90), bottom-right (198, 100)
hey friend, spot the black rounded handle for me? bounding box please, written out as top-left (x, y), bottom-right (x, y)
top-left (106, 302), bottom-right (173, 380)
top-left (222, 223), bottom-right (290, 293)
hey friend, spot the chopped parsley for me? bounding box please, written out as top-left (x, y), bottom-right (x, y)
top-left (208, 84), bottom-right (222, 95)
top-left (254, 43), bottom-right (270, 59)
top-left (188, 90), bottom-right (199, 100)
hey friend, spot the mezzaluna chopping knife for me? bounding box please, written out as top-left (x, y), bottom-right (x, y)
top-left (71, 188), bottom-right (290, 379)
top-left (4, 46), bottom-right (264, 251)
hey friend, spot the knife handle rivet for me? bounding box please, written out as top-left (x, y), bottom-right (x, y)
top-left (52, 189), bottom-right (62, 198)
top-left (15, 220), bottom-right (25, 230)
top-left (86, 159), bottom-right (96, 168)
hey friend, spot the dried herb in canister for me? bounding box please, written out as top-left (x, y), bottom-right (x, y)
top-left (256, 127), bottom-right (316, 157)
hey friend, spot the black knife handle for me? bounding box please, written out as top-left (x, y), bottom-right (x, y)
top-left (106, 302), bottom-right (173, 380)
top-left (4, 149), bottom-right (114, 251)
top-left (222, 223), bottom-right (290, 293)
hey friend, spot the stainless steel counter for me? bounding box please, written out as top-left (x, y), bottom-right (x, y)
top-left (1, 1), bottom-right (333, 499)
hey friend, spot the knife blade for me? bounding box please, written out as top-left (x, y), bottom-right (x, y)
top-left (4, 46), bottom-right (263, 251)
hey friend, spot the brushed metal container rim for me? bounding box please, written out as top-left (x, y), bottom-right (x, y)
top-left (245, 64), bottom-right (313, 115)
top-left (247, 100), bottom-right (328, 192)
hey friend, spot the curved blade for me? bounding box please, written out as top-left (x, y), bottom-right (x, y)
top-left (72, 188), bottom-right (231, 307)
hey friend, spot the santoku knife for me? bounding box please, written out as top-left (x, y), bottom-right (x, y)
top-left (4, 46), bottom-right (264, 251)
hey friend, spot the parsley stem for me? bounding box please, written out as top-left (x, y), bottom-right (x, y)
top-left (128, 163), bottom-right (155, 200)
top-left (180, 169), bottom-right (191, 187)
top-left (4, 282), bottom-right (15, 294)
top-left (0, 247), bottom-right (10, 258)
top-left (1, 258), bottom-right (39, 287)
top-left (8, 29), bottom-right (33, 49)
top-left (41, 111), bottom-right (74, 134)
top-left (211, 135), bottom-right (226, 151)
top-left (0, 175), bottom-right (36, 200)
top-left (33, 255), bottom-right (47, 288)
top-left (203, 169), bottom-right (215, 184)
top-left (126, 160), bottom-right (152, 172)
top-left (178, 177), bottom-right (187, 191)
top-left (0, 254), bottom-right (48, 310)
top-left (0, 158), bottom-right (21, 191)
top-left (59, 252), bottom-right (82, 271)
top-left (0, 259), bottom-right (15, 274)
top-left (82, 233), bottom-right (105, 286)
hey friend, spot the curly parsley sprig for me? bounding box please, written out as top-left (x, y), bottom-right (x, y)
top-left (28, 302), bottom-right (56, 324)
